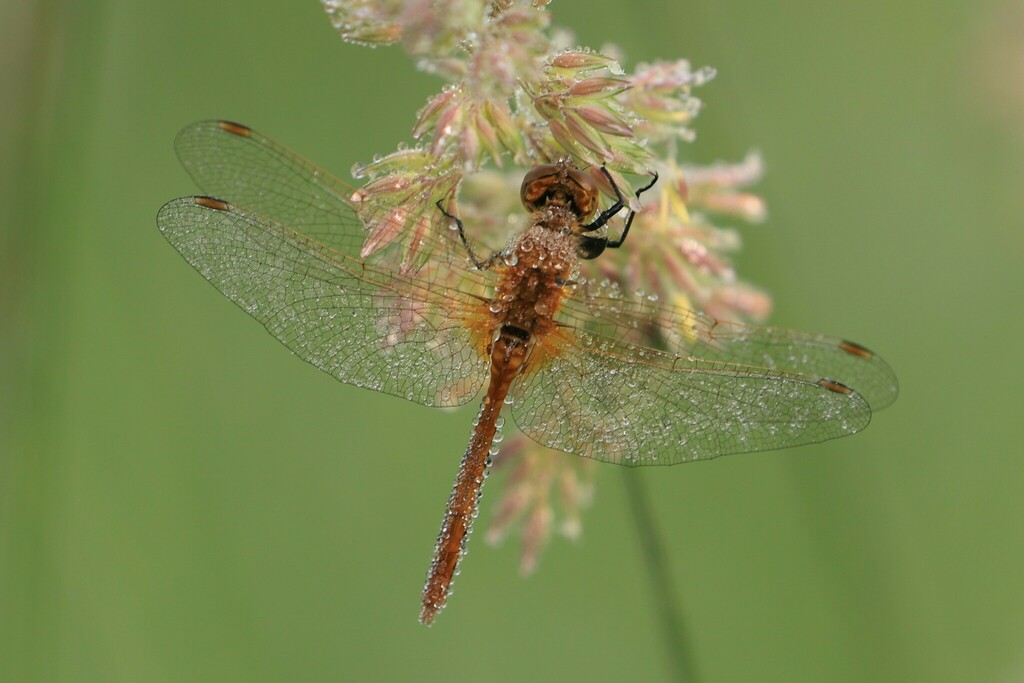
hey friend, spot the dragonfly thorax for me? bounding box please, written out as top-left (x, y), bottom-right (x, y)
top-left (488, 222), bottom-right (580, 336)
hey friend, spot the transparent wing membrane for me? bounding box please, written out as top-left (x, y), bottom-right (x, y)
top-left (509, 330), bottom-right (871, 466)
top-left (560, 281), bottom-right (899, 411)
top-left (175, 121), bottom-right (366, 255)
top-left (160, 121), bottom-right (896, 466)
top-left (157, 197), bottom-right (489, 407)
top-left (174, 120), bottom-right (485, 279)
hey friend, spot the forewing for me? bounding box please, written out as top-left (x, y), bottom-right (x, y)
top-left (174, 121), bottom-right (365, 254)
top-left (560, 281), bottom-right (898, 411)
top-left (173, 120), bottom-right (474, 273)
top-left (157, 197), bottom-right (489, 407)
top-left (508, 330), bottom-right (871, 466)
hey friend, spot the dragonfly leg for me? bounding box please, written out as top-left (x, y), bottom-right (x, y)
top-left (580, 166), bottom-right (625, 232)
top-left (435, 200), bottom-right (503, 270)
top-left (577, 170), bottom-right (659, 259)
top-left (605, 171), bottom-right (658, 249)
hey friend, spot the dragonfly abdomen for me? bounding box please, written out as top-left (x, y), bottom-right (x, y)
top-left (419, 326), bottom-right (529, 625)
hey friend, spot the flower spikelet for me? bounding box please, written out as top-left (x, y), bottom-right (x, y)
top-left (325, 0), bottom-right (772, 572)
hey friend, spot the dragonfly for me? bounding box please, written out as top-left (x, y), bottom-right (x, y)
top-left (157, 120), bottom-right (898, 625)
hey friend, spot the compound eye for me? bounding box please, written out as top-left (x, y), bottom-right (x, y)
top-left (563, 166), bottom-right (598, 220)
top-left (520, 164), bottom-right (561, 211)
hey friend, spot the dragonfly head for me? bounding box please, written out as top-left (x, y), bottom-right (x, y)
top-left (520, 160), bottom-right (598, 222)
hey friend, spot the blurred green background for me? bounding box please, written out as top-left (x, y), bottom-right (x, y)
top-left (2, 1), bottom-right (1022, 681)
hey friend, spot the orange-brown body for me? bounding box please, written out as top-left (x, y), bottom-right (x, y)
top-left (419, 167), bottom-right (594, 625)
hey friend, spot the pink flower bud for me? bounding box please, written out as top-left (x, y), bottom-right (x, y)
top-left (361, 206), bottom-right (409, 258)
top-left (413, 87), bottom-right (460, 140)
top-left (565, 111), bottom-right (612, 158)
top-left (567, 76), bottom-right (630, 98)
top-left (576, 105), bottom-right (633, 137)
top-left (551, 50), bottom-right (615, 72)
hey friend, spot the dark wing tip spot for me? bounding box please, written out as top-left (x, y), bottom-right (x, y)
top-left (194, 196), bottom-right (230, 211)
top-left (818, 378), bottom-right (854, 395)
top-left (839, 339), bottom-right (874, 359)
top-left (217, 120), bottom-right (252, 137)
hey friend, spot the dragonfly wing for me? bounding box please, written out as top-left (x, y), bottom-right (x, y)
top-left (560, 282), bottom-right (898, 411)
top-left (507, 329), bottom-right (872, 466)
top-left (174, 121), bottom-right (366, 254)
top-left (157, 196), bottom-right (489, 407)
top-left (173, 120), bottom-right (469, 271)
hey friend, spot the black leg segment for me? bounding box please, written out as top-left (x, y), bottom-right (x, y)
top-left (578, 170), bottom-right (659, 256)
top-left (435, 199), bottom-right (501, 270)
top-left (580, 166), bottom-right (626, 233)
